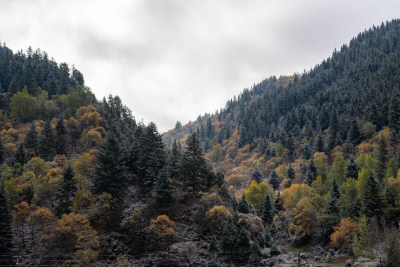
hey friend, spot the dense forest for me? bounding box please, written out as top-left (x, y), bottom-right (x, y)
top-left (164, 19), bottom-right (400, 265)
top-left (1, 19), bottom-right (400, 266)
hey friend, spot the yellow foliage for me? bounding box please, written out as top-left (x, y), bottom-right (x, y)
top-left (313, 152), bottom-right (328, 163)
top-left (81, 129), bottom-right (102, 149)
top-left (32, 167), bottom-right (62, 205)
top-left (52, 213), bottom-right (99, 266)
top-left (281, 184), bottom-right (312, 210)
top-left (25, 157), bottom-right (48, 177)
top-left (149, 215), bottom-right (177, 247)
top-left (289, 197), bottom-right (316, 235)
top-left (52, 155), bottom-right (68, 168)
top-left (74, 152), bottom-right (96, 177)
top-left (76, 105), bottom-right (97, 118)
top-left (276, 164), bottom-right (287, 177)
top-left (244, 180), bottom-right (274, 215)
top-left (205, 205), bottom-right (232, 230)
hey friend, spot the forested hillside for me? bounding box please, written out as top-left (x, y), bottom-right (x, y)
top-left (164, 19), bottom-right (400, 264)
top-left (0, 44), bottom-right (231, 265)
top-left (2, 19), bottom-right (400, 266)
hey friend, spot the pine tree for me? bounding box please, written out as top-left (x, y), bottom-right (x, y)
top-left (270, 243), bottom-right (281, 256)
top-left (315, 132), bottom-right (325, 152)
top-left (24, 123), bottom-right (39, 157)
top-left (238, 193), bottom-right (250, 214)
top-left (181, 133), bottom-right (213, 193)
top-left (248, 239), bottom-right (262, 266)
top-left (39, 120), bottom-right (56, 161)
top-left (346, 158), bottom-right (359, 179)
top-left (388, 91), bottom-right (400, 135)
top-left (0, 138), bottom-right (4, 164)
top-left (209, 236), bottom-right (219, 253)
top-left (94, 127), bottom-right (128, 199)
top-left (0, 189), bottom-right (14, 265)
top-left (352, 215), bottom-right (373, 258)
top-left (206, 117), bottom-right (214, 139)
top-left (219, 217), bottom-right (238, 254)
top-left (153, 167), bottom-right (173, 206)
top-left (287, 165), bottom-right (295, 180)
top-left (261, 193), bottom-right (273, 225)
top-left (54, 165), bottom-right (76, 217)
top-left (324, 179), bottom-right (340, 214)
top-left (347, 119), bottom-right (361, 146)
top-left (12, 143), bottom-right (27, 165)
top-left (386, 233), bottom-right (400, 267)
top-left (376, 134), bottom-right (388, 182)
top-left (55, 117), bottom-right (67, 155)
top-left (168, 139), bottom-right (181, 180)
top-left (274, 192), bottom-right (283, 215)
top-left (136, 123), bottom-right (167, 193)
top-left (251, 168), bottom-right (263, 183)
top-left (304, 160), bottom-right (317, 185)
top-left (328, 107), bottom-right (339, 150)
top-left (237, 218), bottom-right (251, 259)
top-left (361, 173), bottom-right (385, 218)
top-left (268, 170), bottom-right (279, 191)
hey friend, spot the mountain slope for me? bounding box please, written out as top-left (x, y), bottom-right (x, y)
top-left (164, 19), bottom-right (400, 190)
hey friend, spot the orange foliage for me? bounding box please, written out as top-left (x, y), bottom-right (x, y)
top-left (330, 217), bottom-right (359, 249)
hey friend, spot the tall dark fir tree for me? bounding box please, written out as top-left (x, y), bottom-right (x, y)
top-left (261, 193), bottom-right (273, 225)
top-left (94, 126), bottom-right (128, 199)
top-left (153, 167), bottom-right (173, 207)
top-left (54, 165), bottom-right (76, 217)
top-left (0, 189), bottom-right (14, 265)
top-left (24, 123), bottom-right (39, 157)
top-left (181, 133), bottom-right (213, 193)
top-left (39, 120), bottom-right (56, 161)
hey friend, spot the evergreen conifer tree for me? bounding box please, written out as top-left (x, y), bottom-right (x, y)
top-left (55, 117), bottom-right (67, 155)
top-left (346, 158), bottom-right (359, 179)
top-left (39, 120), bottom-right (56, 161)
top-left (54, 165), bottom-right (76, 217)
top-left (168, 139), bottom-right (181, 181)
top-left (94, 127), bottom-right (127, 199)
top-left (209, 236), bottom-right (219, 253)
top-left (324, 179), bottom-right (340, 214)
top-left (24, 123), bottom-right (39, 157)
top-left (219, 217), bottom-right (238, 254)
top-left (248, 239), bottom-right (262, 266)
top-left (386, 233), bottom-right (400, 267)
top-left (136, 123), bottom-right (166, 193)
top-left (287, 165), bottom-right (295, 180)
top-left (237, 218), bottom-right (251, 259)
top-left (315, 132), bottom-right (325, 152)
top-left (181, 133), bottom-right (213, 193)
top-left (268, 170), bottom-right (279, 191)
top-left (274, 192), bottom-right (283, 215)
top-left (376, 134), bottom-right (388, 182)
top-left (261, 193), bottom-right (273, 224)
top-left (347, 119), bottom-right (361, 145)
top-left (0, 189), bottom-right (14, 265)
top-left (328, 107), bottom-right (339, 150)
top-left (388, 91), bottom-right (400, 136)
top-left (361, 173), bottom-right (385, 218)
top-left (0, 138), bottom-right (4, 164)
top-left (238, 193), bottom-right (250, 214)
top-left (12, 143), bottom-right (27, 165)
top-left (304, 160), bottom-right (317, 185)
top-left (153, 167), bottom-right (173, 206)
top-left (251, 168), bottom-right (263, 183)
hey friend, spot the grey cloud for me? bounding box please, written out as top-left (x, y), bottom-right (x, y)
top-left (0, 0), bottom-right (399, 131)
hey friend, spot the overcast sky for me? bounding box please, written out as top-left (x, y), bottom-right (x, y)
top-left (0, 0), bottom-right (399, 132)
